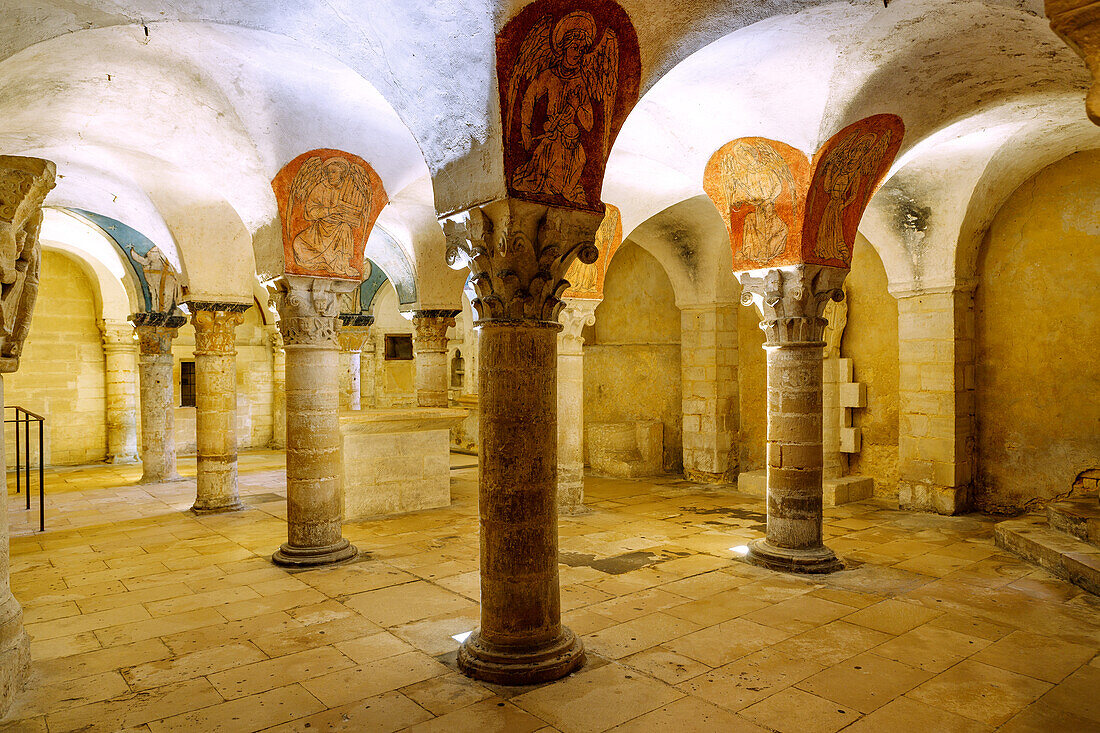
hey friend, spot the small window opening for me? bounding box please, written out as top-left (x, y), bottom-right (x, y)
top-left (384, 334), bottom-right (414, 361)
top-left (180, 360), bottom-right (196, 407)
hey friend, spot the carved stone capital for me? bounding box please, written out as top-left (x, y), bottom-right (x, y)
top-left (738, 264), bottom-right (848, 346)
top-left (338, 325), bottom-right (371, 353)
top-left (273, 275), bottom-right (357, 347)
top-left (191, 308), bottom-right (246, 356)
top-left (0, 156), bottom-right (56, 373)
top-left (412, 310), bottom-right (458, 352)
top-left (99, 320), bottom-right (137, 352)
top-left (558, 297), bottom-right (599, 351)
top-left (442, 198), bottom-right (602, 324)
top-left (1047, 0), bottom-right (1100, 123)
top-left (135, 324), bottom-right (180, 356)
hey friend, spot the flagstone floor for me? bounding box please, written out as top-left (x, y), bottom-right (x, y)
top-left (2, 454), bottom-right (1098, 732)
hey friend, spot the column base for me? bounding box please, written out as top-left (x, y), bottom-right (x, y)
top-left (272, 538), bottom-right (358, 568)
top-left (190, 500), bottom-right (246, 515)
top-left (138, 473), bottom-right (185, 485)
top-left (457, 627), bottom-right (585, 686)
top-left (0, 623), bottom-right (28, 716)
top-left (745, 538), bottom-right (843, 574)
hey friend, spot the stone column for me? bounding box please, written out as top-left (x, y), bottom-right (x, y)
top-left (680, 303), bottom-right (740, 483)
top-left (100, 319), bottom-right (140, 463)
top-left (444, 199), bottom-right (600, 685)
top-left (266, 324), bottom-right (286, 449)
top-left (413, 310), bottom-right (458, 408)
top-left (557, 298), bottom-right (598, 513)
top-left (894, 286), bottom-right (976, 515)
top-left (738, 264), bottom-right (847, 574)
top-left (133, 313), bottom-right (186, 482)
top-left (338, 316), bottom-right (373, 411)
top-left (189, 302), bottom-right (248, 513)
top-left (0, 155), bottom-right (55, 714)
top-left (272, 276), bottom-right (358, 566)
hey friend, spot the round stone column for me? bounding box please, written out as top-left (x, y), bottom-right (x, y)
top-left (458, 320), bottom-right (584, 684)
top-left (272, 276), bottom-right (357, 567)
top-left (0, 375), bottom-right (28, 713)
top-left (189, 304), bottom-right (247, 514)
top-left (739, 265), bottom-right (846, 574)
top-left (133, 315), bottom-right (185, 482)
top-left (557, 299), bottom-right (598, 513)
top-left (100, 320), bottom-right (139, 464)
top-left (413, 310), bottom-right (457, 408)
top-left (267, 325), bottom-right (287, 449)
top-left (337, 317), bottom-right (372, 411)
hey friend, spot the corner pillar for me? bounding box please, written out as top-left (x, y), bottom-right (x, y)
top-left (100, 319), bottom-right (139, 463)
top-left (189, 302), bottom-right (248, 513)
top-left (739, 265), bottom-right (847, 574)
top-left (413, 310), bottom-right (458, 408)
top-left (680, 302), bottom-right (740, 483)
top-left (272, 276), bottom-right (358, 567)
top-left (557, 298), bottom-right (598, 513)
top-left (133, 313), bottom-right (186, 482)
top-left (338, 316), bottom-right (373, 411)
top-left (443, 198), bottom-right (599, 685)
top-left (894, 286), bottom-right (976, 515)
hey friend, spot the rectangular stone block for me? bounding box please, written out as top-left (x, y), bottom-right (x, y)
top-left (838, 382), bottom-right (866, 408)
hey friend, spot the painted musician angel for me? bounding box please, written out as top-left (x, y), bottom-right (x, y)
top-left (507, 11), bottom-right (619, 207)
top-left (288, 157), bottom-right (371, 277)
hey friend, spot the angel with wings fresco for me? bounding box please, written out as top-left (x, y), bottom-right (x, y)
top-left (721, 141), bottom-right (797, 264)
top-left (507, 11), bottom-right (619, 207)
top-left (288, 156), bottom-right (371, 277)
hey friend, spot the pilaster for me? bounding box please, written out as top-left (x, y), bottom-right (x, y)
top-left (99, 319), bottom-right (139, 464)
top-left (132, 312), bottom-right (186, 482)
top-left (680, 302), bottom-right (740, 483)
top-left (557, 298), bottom-right (599, 513)
top-left (338, 315), bottom-right (373, 412)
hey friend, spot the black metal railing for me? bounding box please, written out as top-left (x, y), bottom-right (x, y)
top-left (5, 406), bottom-right (44, 532)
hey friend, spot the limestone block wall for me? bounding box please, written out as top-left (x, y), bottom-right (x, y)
top-left (584, 243), bottom-right (682, 473)
top-left (975, 151), bottom-right (1100, 512)
top-left (3, 251), bottom-right (107, 466)
top-left (680, 303), bottom-right (739, 482)
top-left (365, 283), bottom-right (417, 408)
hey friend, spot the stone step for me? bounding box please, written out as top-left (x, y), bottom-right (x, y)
top-left (995, 516), bottom-right (1100, 596)
top-left (1047, 498), bottom-right (1100, 546)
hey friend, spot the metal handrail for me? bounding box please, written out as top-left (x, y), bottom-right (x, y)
top-left (4, 406), bottom-right (44, 532)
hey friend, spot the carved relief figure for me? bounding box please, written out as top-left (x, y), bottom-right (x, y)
top-left (0, 156), bottom-right (55, 363)
top-left (720, 141), bottom-right (797, 264)
top-left (564, 203), bottom-right (621, 298)
top-left (499, 0), bottom-right (640, 212)
top-left (272, 149), bottom-right (388, 281)
top-left (129, 245), bottom-right (182, 313)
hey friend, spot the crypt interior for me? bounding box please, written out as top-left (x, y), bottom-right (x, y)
top-left (0, 0), bottom-right (1098, 730)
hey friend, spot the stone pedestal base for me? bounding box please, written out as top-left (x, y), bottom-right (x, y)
top-left (272, 538), bottom-right (358, 568)
top-left (745, 538), bottom-right (843, 574)
top-left (899, 482), bottom-right (970, 515)
top-left (738, 469), bottom-right (873, 506)
top-left (457, 628), bottom-right (585, 686)
top-left (191, 500), bottom-right (245, 515)
top-left (0, 604), bottom-right (29, 715)
top-left (587, 420), bottom-right (663, 478)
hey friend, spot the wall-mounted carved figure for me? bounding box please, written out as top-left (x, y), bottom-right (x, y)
top-left (499, 0), bottom-right (640, 213)
top-left (129, 245), bottom-right (183, 314)
top-left (0, 156), bottom-right (55, 367)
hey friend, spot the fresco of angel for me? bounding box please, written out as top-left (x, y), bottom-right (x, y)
top-left (721, 140), bottom-right (796, 263)
top-left (506, 11), bottom-right (619, 207)
top-left (288, 156), bottom-right (371, 277)
top-left (129, 245), bottom-right (182, 314)
top-left (814, 130), bottom-right (892, 262)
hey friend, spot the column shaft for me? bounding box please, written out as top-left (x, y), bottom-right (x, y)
top-left (268, 326), bottom-right (286, 449)
top-left (413, 311), bottom-right (457, 408)
top-left (101, 321), bottom-right (139, 463)
top-left (557, 298), bottom-right (598, 513)
top-left (135, 319), bottom-right (183, 482)
top-left (459, 322), bottom-right (582, 683)
top-left (190, 307), bottom-right (246, 513)
top-left (0, 377), bottom-right (28, 713)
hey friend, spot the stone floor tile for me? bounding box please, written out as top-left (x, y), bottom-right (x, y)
top-left (796, 651), bottom-right (932, 713)
top-left (343, 580), bottom-right (475, 627)
top-left (147, 683), bottom-right (323, 733)
top-left (998, 701), bottom-right (1100, 733)
top-left (970, 629), bottom-right (1096, 683)
top-left (93, 607), bottom-right (226, 647)
top-left (870, 622), bottom-right (990, 672)
top-left (926, 612), bottom-right (1015, 641)
top-left (259, 690), bottom-right (433, 732)
top-left (123, 641), bottom-right (267, 691)
top-left (26, 631), bottom-right (102, 661)
top-left (677, 646), bottom-right (824, 713)
top-left (300, 650), bottom-right (450, 708)
top-left (250, 614), bottom-right (381, 657)
top-left (8, 669), bottom-right (131, 717)
top-left (511, 663), bottom-right (682, 733)
top-left (333, 630), bottom-right (416, 664)
top-left (620, 645), bottom-right (710, 685)
top-left (907, 659), bottom-right (1053, 726)
top-left (587, 588), bottom-right (689, 623)
top-left (741, 594), bottom-right (853, 633)
top-left (208, 645), bottom-right (355, 699)
top-left (43, 678), bottom-right (224, 733)
top-left (399, 672), bottom-right (494, 715)
top-left (404, 697), bottom-right (549, 733)
top-left (583, 611), bottom-right (700, 660)
top-left (843, 598), bottom-right (941, 635)
top-left (664, 617), bottom-right (791, 668)
top-left (388, 607), bottom-right (481, 655)
top-left (739, 686), bottom-right (861, 733)
top-left (1033, 664), bottom-right (1100, 723)
top-left (36, 638), bottom-right (172, 682)
top-left (839, 696), bottom-right (993, 733)
top-left (770, 620), bottom-right (891, 667)
top-left (607, 695), bottom-right (769, 732)
top-left (663, 590), bottom-right (771, 626)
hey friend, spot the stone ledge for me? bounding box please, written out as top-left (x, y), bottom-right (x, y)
top-left (1048, 498), bottom-right (1100, 546)
top-left (737, 469), bottom-right (873, 506)
top-left (996, 516), bottom-right (1100, 596)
